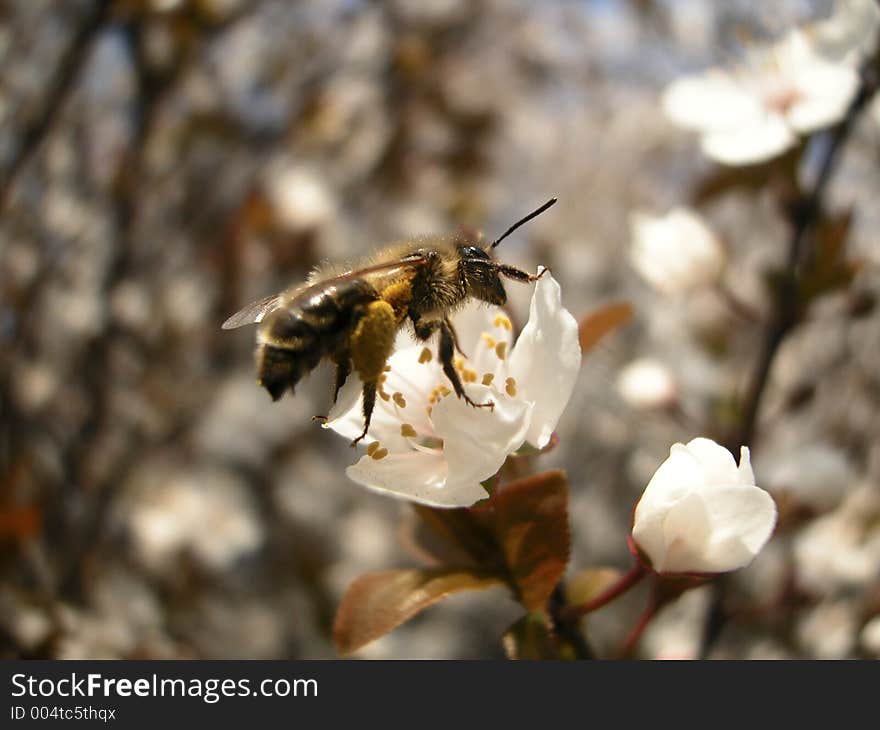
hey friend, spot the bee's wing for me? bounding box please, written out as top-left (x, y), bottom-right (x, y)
top-left (221, 255), bottom-right (429, 330)
top-left (221, 293), bottom-right (287, 329)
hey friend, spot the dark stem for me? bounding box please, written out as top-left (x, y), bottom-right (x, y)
top-left (0, 0), bottom-right (114, 212)
top-left (699, 56), bottom-right (879, 660)
top-left (561, 562), bottom-right (646, 622)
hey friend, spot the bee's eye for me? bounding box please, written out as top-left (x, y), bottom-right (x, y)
top-left (460, 245), bottom-right (489, 260)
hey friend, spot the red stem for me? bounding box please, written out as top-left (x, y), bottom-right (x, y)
top-left (618, 594), bottom-right (660, 659)
top-left (562, 562), bottom-right (646, 621)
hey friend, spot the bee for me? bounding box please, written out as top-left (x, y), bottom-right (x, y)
top-left (222, 198), bottom-right (557, 445)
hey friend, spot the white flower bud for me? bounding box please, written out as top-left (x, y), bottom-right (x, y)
top-left (616, 357), bottom-right (678, 410)
top-left (631, 437), bottom-right (777, 574)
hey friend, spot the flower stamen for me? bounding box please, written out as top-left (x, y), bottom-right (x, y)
top-left (494, 314), bottom-right (512, 330)
top-left (392, 392), bottom-right (407, 409)
top-left (505, 376), bottom-right (517, 397)
top-left (400, 423), bottom-right (417, 438)
top-left (495, 342), bottom-right (507, 360)
top-left (418, 348), bottom-right (432, 364)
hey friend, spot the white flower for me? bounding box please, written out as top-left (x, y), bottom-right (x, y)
top-left (631, 437), bottom-right (777, 574)
top-left (662, 30), bottom-right (860, 165)
top-left (616, 357), bottom-right (678, 410)
top-left (324, 270), bottom-right (581, 508)
top-left (629, 208), bottom-right (724, 295)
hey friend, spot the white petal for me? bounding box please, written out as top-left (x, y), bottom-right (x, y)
top-left (507, 271), bottom-right (581, 448)
top-left (737, 445), bottom-right (756, 487)
top-left (786, 65), bottom-right (858, 132)
top-left (662, 71), bottom-right (765, 132)
top-left (699, 485), bottom-right (778, 571)
top-left (659, 492), bottom-right (713, 573)
top-left (431, 383), bottom-right (532, 492)
top-left (636, 444), bottom-right (710, 514)
top-left (701, 114), bottom-right (796, 165)
top-left (346, 451), bottom-right (486, 508)
top-left (682, 437), bottom-right (741, 489)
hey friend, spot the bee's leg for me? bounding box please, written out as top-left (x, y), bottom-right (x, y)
top-left (438, 319), bottom-right (494, 412)
top-left (445, 319), bottom-right (468, 358)
top-left (331, 357), bottom-right (351, 404)
top-left (495, 263), bottom-right (548, 283)
top-left (351, 381), bottom-right (377, 447)
top-left (349, 300), bottom-right (397, 446)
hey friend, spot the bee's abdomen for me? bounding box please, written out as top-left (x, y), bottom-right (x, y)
top-left (255, 281), bottom-right (375, 400)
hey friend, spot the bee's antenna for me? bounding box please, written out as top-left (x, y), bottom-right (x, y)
top-left (491, 197), bottom-right (557, 249)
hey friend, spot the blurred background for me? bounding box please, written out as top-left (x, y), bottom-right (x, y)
top-left (1, 0), bottom-right (879, 659)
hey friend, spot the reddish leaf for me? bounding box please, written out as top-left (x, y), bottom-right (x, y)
top-left (502, 611), bottom-right (558, 660)
top-left (578, 302), bottom-right (633, 353)
top-left (333, 568), bottom-right (502, 655)
top-left (493, 470), bottom-right (570, 612)
top-left (407, 504), bottom-right (505, 570)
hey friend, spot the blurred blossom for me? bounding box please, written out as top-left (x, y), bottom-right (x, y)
top-left (631, 438), bottom-right (777, 574)
top-left (793, 486), bottom-right (880, 594)
top-left (641, 586), bottom-right (711, 660)
top-left (860, 615), bottom-right (880, 656)
top-left (629, 208), bottom-right (724, 295)
top-left (264, 164), bottom-right (337, 233)
top-left (616, 357), bottom-right (678, 410)
top-left (796, 600), bottom-right (858, 659)
top-left (325, 271), bottom-right (581, 508)
top-left (759, 442), bottom-right (855, 512)
top-left (121, 465), bottom-right (263, 572)
top-left (662, 31), bottom-right (859, 165)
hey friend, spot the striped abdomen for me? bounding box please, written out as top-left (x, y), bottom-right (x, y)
top-left (255, 279), bottom-right (376, 400)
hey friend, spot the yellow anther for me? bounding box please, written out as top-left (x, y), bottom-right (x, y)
top-left (401, 423), bottom-right (417, 438)
top-left (482, 373), bottom-right (495, 386)
top-left (418, 348), bottom-right (432, 364)
top-left (453, 355), bottom-right (465, 372)
top-left (505, 377), bottom-right (517, 397)
top-left (371, 447), bottom-right (388, 460)
top-left (494, 315), bottom-right (512, 330)
top-left (463, 368), bottom-right (478, 383)
top-left (438, 385), bottom-right (451, 397)
top-left (366, 441), bottom-right (380, 456)
top-left (379, 390), bottom-right (391, 401)
top-left (393, 392), bottom-right (407, 408)
top-left (481, 332), bottom-right (496, 348)
top-left (495, 342), bottom-right (507, 360)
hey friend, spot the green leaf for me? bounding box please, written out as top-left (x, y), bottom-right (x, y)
top-left (564, 568), bottom-right (622, 609)
top-left (502, 611), bottom-right (559, 660)
top-left (333, 568), bottom-right (502, 655)
top-left (492, 470), bottom-right (570, 612)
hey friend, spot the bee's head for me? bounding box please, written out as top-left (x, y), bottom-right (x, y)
top-left (457, 197), bottom-right (557, 306)
top-left (458, 243), bottom-right (507, 305)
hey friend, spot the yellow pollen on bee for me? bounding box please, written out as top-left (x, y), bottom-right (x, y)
top-left (495, 342), bottom-right (507, 360)
top-left (505, 377), bottom-right (517, 396)
top-left (494, 315), bottom-right (512, 331)
top-left (366, 441), bottom-right (380, 456)
top-left (401, 423), bottom-right (417, 438)
top-left (463, 368), bottom-right (478, 383)
top-left (393, 392), bottom-right (407, 408)
top-left (482, 373), bottom-right (495, 386)
top-left (481, 333), bottom-right (496, 348)
top-left (371, 447), bottom-right (388, 460)
top-left (418, 348), bottom-right (432, 364)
